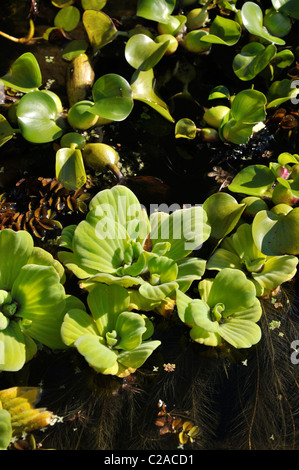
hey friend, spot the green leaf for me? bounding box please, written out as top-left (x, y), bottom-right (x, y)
top-left (137, 0), bottom-right (176, 23)
top-left (176, 257), bottom-right (206, 292)
top-left (208, 85), bottom-right (230, 100)
top-left (88, 185), bottom-right (150, 242)
top-left (87, 284), bottom-right (130, 336)
top-left (17, 90), bottom-right (65, 143)
top-left (116, 311), bottom-right (146, 350)
top-left (0, 114), bottom-right (15, 147)
top-left (54, 6), bottom-right (81, 31)
top-left (272, 0), bottom-right (299, 19)
top-left (200, 15), bottom-right (241, 45)
top-left (61, 308), bottom-right (98, 346)
top-left (91, 74), bottom-right (134, 121)
top-left (0, 53), bottom-right (42, 93)
top-left (117, 340), bottom-right (161, 369)
top-left (175, 118), bottom-right (197, 139)
top-left (271, 49), bottom-right (294, 69)
top-left (82, 10), bottom-right (117, 53)
top-left (125, 34), bottom-right (170, 71)
top-left (56, 148), bottom-right (87, 191)
top-left (201, 268), bottom-right (258, 316)
top-left (233, 42), bottom-right (277, 81)
top-left (220, 118), bottom-right (256, 145)
top-left (207, 247), bottom-right (243, 272)
top-left (150, 206), bottom-right (211, 260)
top-left (139, 281), bottom-right (178, 300)
top-left (203, 192), bottom-right (246, 239)
top-left (241, 2), bottom-right (286, 45)
top-left (252, 254), bottom-right (298, 290)
top-left (176, 289), bottom-right (197, 325)
top-left (75, 334), bottom-right (118, 373)
top-left (252, 208), bottom-right (299, 255)
top-left (66, 216), bottom-right (132, 276)
top-left (62, 39), bottom-right (89, 61)
top-left (12, 264), bottom-right (67, 349)
top-left (130, 69), bottom-right (174, 122)
top-left (0, 409), bottom-right (12, 450)
top-left (267, 79), bottom-right (299, 108)
top-left (0, 229), bottom-right (33, 291)
top-left (228, 164), bottom-right (276, 196)
top-left (0, 322), bottom-right (26, 372)
top-left (230, 89), bottom-right (266, 124)
top-left (218, 318), bottom-right (261, 348)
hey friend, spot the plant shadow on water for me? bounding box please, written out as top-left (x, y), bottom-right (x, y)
top-left (0, 0), bottom-right (299, 452)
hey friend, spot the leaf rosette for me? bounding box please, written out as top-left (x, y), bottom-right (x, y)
top-left (58, 185), bottom-right (210, 311)
top-left (207, 223), bottom-right (298, 297)
top-left (61, 284), bottom-right (161, 376)
top-left (176, 268), bottom-right (262, 349)
top-left (0, 229), bottom-right (68, 372)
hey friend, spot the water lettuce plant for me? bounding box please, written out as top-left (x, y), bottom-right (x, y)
top-left (207, 223), bottom-right (298, 297)
top-left (61, 283), bottom-right (160, 377)
top-left (0, 229), bottom-right (68, 372)
top-left (176, 268), bottom-right (262, 349)
top-left (58, 185), bottom-right (210, 313)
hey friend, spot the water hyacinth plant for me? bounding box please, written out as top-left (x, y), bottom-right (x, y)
top-left (58, 184), bottom-right (210, 313)
top-left (0, 229), bottom-right (68, 371)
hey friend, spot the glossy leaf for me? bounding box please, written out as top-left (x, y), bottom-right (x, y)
top-left (16, 90), bottom-right (65, 143)
top-left (83, 10), bottom-right (117, 53)
top-left (0, 52), bottom-right (42, 93)
top-left (0, 114), bottom-right (15, 147)
top-left (267, 79), bottom-right (299, 108)
top-left (228, 164), bottom-right (275, 196)
top-left (91, 74), bottom-right (134, 121)
top-left (131, 69), bottom-right (174, 122)
top-left (56, 147), bottom-right (87, 190)
top-left (233, 42), bottom-right (277, 81)
top-left (241, 2), bottom-right (285, 45)
top-left (271, 49), bottom-right (294, 69)
top-left (230, 89), bottom-right (266, 124)
top-left (175, 118), bottom-right (197, 139)
top-left (137, 0), bottom-right (176, 23)
top-left (272, 0), bottom-right (299, 19)
top-left (54, 6), bottom-right (80, 31)
top-left (208, 85), bottom-right (230, 100)
top-left (203, 192), bottom-right (246, 239)
top-left (125, 34), bottom-right (170, 71)
top-left (62, 39), bottom-right (89, 61)
top-left (200, 16), bottom-right (241, 45)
